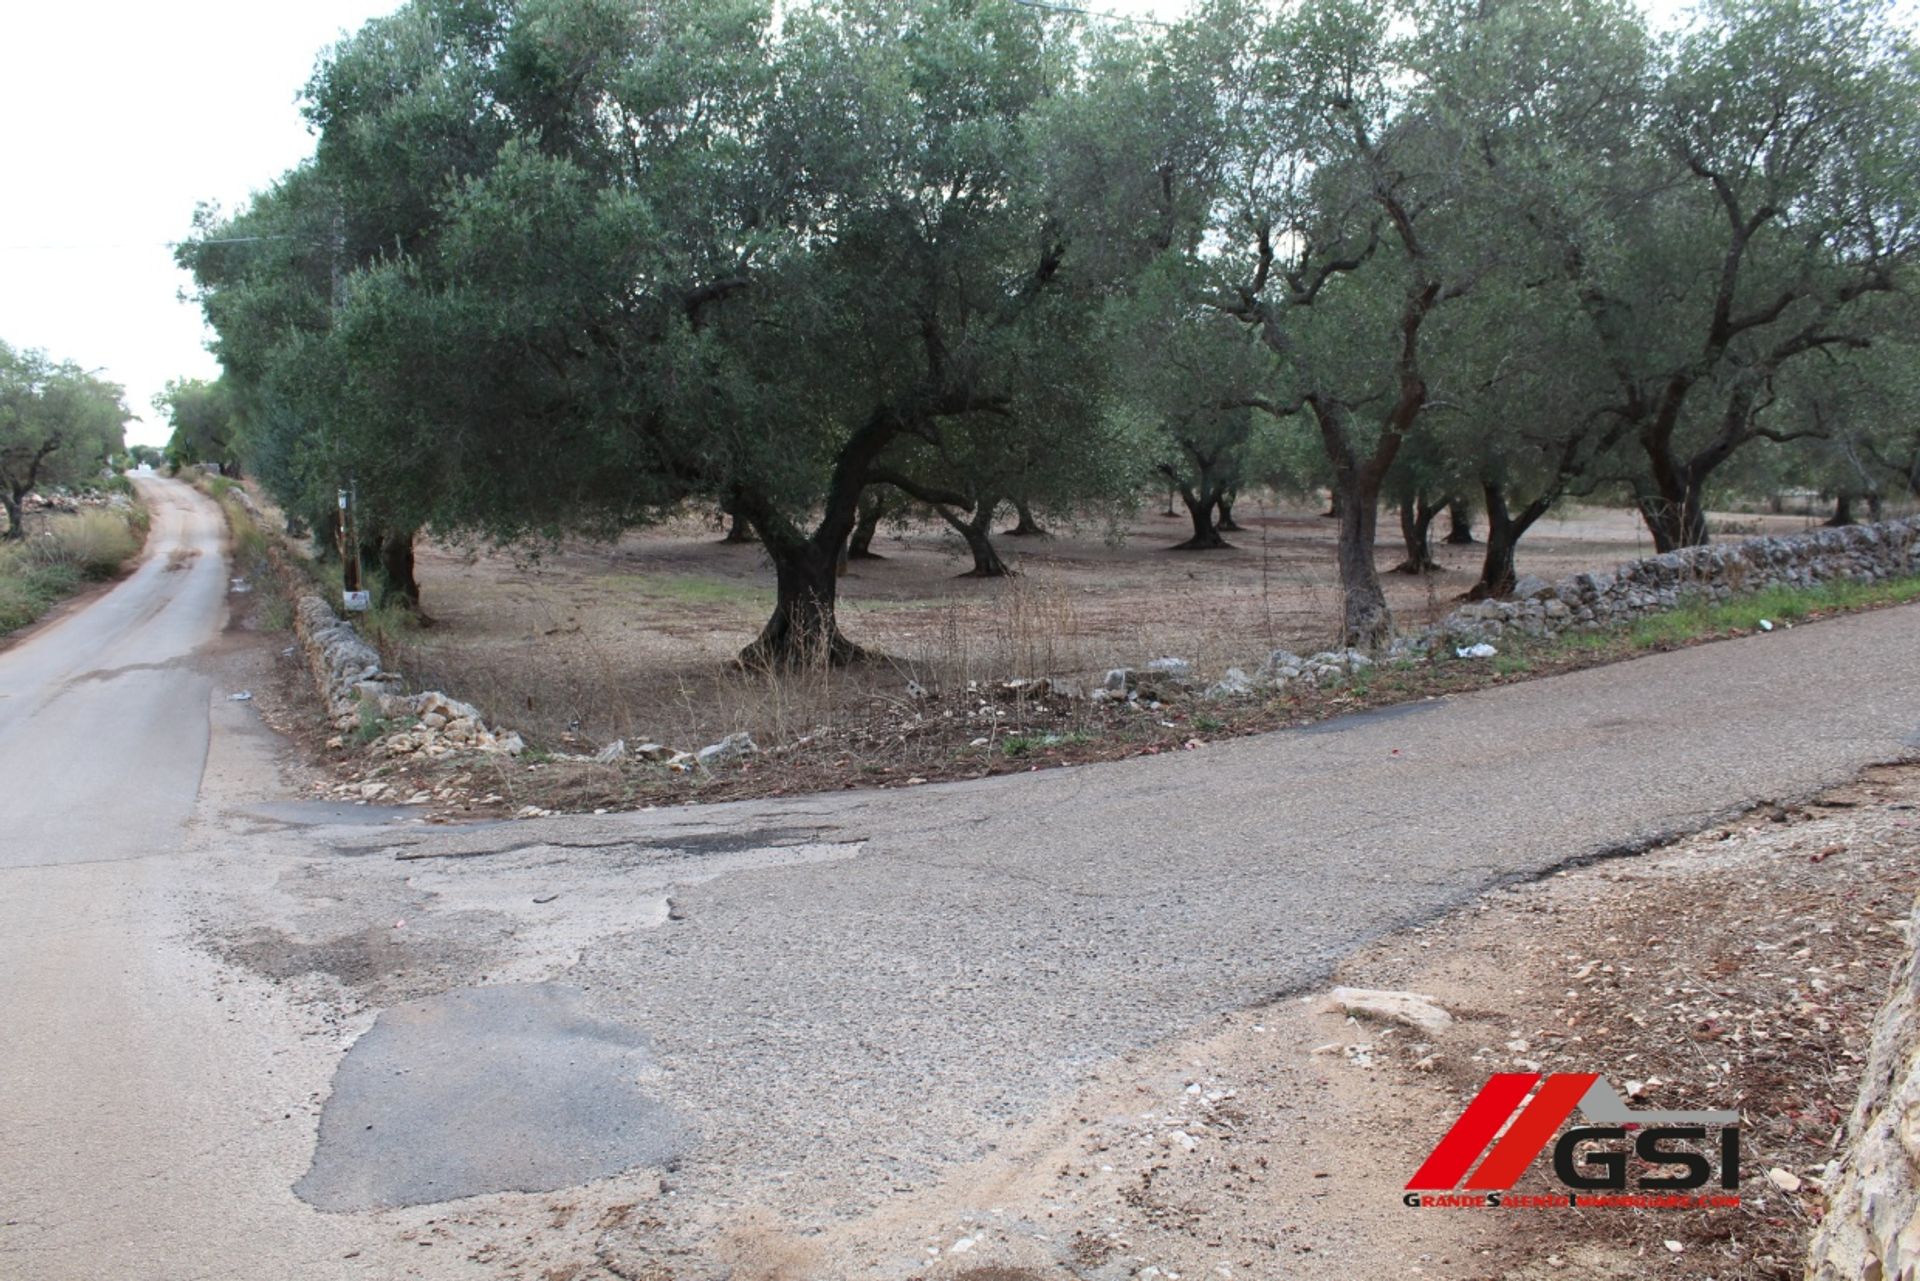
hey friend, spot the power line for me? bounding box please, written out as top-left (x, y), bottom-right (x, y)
top-left (1009, 0), bottom-right (1172, 27)
top-left (0, 235), bottom-right (296, 253)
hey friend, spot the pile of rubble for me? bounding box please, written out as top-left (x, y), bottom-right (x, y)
top-left (1081, 648), bottom-right (1377, 707)
top-left (21, 487), bottom-right (131, 515)
top-left (580, 730), bottom-right (759, 774)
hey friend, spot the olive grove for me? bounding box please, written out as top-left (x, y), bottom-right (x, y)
top-left (182, 0), bottom-right (1920, 656)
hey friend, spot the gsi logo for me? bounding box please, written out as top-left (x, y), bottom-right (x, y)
top-left (1407, 1073), bottom-right (1741, 1194)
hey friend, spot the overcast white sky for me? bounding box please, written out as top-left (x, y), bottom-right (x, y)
top-left (0, 2), bottom-right (399, 446)
top-left (0, 0), bottom-right (1753, 448)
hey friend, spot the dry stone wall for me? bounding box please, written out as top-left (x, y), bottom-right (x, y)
top-left (1394, 516), bottom-right (1920, 657)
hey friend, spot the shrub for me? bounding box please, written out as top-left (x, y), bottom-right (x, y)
top-left (34, 509), bottom-right (142, 580)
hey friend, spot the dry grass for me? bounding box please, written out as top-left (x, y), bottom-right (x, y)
top-left (0, 506), bottom-right (147, 637)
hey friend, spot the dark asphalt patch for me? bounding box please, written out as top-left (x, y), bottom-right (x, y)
top-left (239, 800), bottom-right (425, 828)
top-left (295, 983), bottom-right (686, 1211)
top-left (1290, 696), bottom-right (1444, 736)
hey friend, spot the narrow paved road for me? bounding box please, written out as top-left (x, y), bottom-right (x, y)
top-left (0, 477), bottom-right (225, 863)
top-left (2, 478), bottom-right (1917, 1279)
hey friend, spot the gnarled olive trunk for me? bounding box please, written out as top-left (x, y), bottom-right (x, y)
top-left (1471, 489), bottom-right (1520, 600)
top-left (1825, 493), bottom-right (1856, 527)
top-left (849, 492), bottom-right (888, 559)
top-left (721, 498), bottom-right (756, 544)
top-left (1004, 498), bottom-right (1046, 537)
top-left (1333, 476), bottom-right (1391, 649)
top-left (358, 529), bottom-right (422, 610)
top-left (1392, 492), bottom-right (1446, 574)
top-left (1445, 500), bottom-right (1475, 544)
top-left (1465, 481), bottom-right (1556, 601)
top-left (1, 491), bottom-right (23, 541)
top-left (748, 537), bottom-right (861, 664)
top-left (378, 531), bottom-right (421, 610)
top-left (1174, 486), bottom-right (1230, 549)
top-left (1161, 463), bottom-right (1231, 550)
top-left (1214, 489), bottom-right (1242, 532)
top-left (1635, 486), bottom-right (1709, 553)
top-left (734, 410), bottom-right (895, 667)
top-left (940, 498), bottom-right (1012, 577)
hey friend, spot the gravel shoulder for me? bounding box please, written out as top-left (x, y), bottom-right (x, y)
top-left (738, 764), bottom-right (1920, 1281)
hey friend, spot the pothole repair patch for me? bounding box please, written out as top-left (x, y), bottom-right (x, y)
top-left (295, 982), bottom-right (686, 1211)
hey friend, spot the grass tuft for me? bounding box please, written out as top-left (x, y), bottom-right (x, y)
top-left (0, 507), bottom-right (147, 637)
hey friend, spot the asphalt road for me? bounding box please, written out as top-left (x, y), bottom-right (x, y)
top-left (2, 475), bottom-right (1917, 1279)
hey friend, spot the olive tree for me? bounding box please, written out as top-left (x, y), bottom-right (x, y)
top-left (1562, 0), bottom-right (1920, 548)
top-left (0, 342), bottom-right (128, 538)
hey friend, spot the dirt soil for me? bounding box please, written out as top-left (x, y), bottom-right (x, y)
top-left (391, 503), bottom-right (1826, 753)
top-left (634, 761), bottom-right (1920, 1281)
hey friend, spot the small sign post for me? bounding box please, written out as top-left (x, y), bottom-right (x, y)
top-left (338, 486), bottom-right (370, 613)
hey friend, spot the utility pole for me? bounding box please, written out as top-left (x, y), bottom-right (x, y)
top-left (327, 197), bottom-right (370, 615)
top-left (338, 485), bottom-right (369, 613)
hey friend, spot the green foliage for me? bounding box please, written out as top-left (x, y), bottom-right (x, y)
top-left (0, 547), bottom-right (80, 635)
top-left (0, 341), bottom-right (129, 533)
top-left (1625, 577), bottom-right (1920, 647)
top-left (175, 0), bottom-right (1920, 657)
top-left (182, 0), bottom-right (1146, 657)
top-left (154, 378), bottom-right (243, 475)
top-left (351, 696), bottom-right (402, 746)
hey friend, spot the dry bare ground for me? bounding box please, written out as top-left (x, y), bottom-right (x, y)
top-left (646, 762), bottom-right (1915, 1281)
top-left (385, 501), bottom-right (1824, 753)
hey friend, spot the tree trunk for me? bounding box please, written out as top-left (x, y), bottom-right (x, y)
top-left (1465, 481), bottom-right (1562, 600)
top-left (1635, 397), bottom-right (1729, 550)
top-left (959, 520), bottom-right (1011, 577)
top-left (1214, 489), bottom-right (1242, 532)
top-left (1636, 485), bottom-right (1708, 552)
top-left (1469, 484), bottom-right (1520, 600)
top-left (942, 500), bottom-right (1012, 577)
top-left (1867, 492), bottom-right (1884, 522)
top-left (1825, 494), bottom-right (1856, 527)
top-left (721, 499), bottom-right (756, 544)
top-left (744, 537), bottom-right (862, 666)
top-left (1004, 499), bottom-right (1046, 537)
top-left (1163, 482), bottom-right (1178, 518)
top-left (1172, 485), bottom-right (1231, 550)
top-left (734, 404), bottom-right (895, 667)
top-left (1445, 500), bottom-right (1475, 544)
top-left (377, 531), bottom-right (421, 610)
top-left (1391, 493), bottom-right (1444, 574)
top-left (849, 493), bottom-right (887, 559)
top-left (1333, 475), bottom-right (1391, 649)
top-left (1, 491), bottom-right (23, 541)
top-left (1322, 489), bottom-right (1342, 519)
